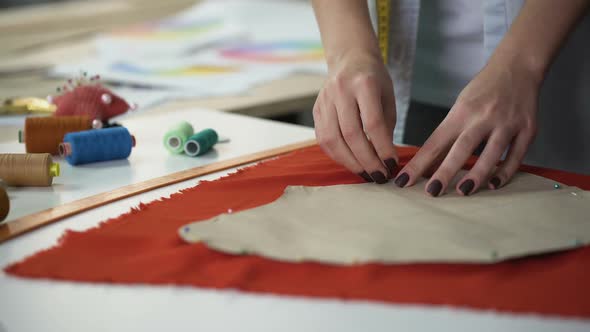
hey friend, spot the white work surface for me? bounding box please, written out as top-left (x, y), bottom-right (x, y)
top-left (0, 112), bottom-right (588, 331)
top-left (0, 108), bottom-right (314, 222)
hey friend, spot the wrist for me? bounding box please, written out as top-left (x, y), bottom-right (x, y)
top-left (326, 47), bottom-right (383, 70)
top-left (487, 45), bottom-right (547, 89)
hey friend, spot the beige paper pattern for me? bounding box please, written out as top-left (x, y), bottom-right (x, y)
top-left (179, 172), bottom-right (590, 265)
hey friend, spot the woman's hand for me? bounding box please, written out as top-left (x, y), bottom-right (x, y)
top-left (314, 50), bottom-right (399, 183)
top-left (394, 59), bottom-right (540, 196)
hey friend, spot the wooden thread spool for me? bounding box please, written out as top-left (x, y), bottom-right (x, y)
top-left (19, 116), bottom-right (93, 155)
top-left (0, 153), bottom-right (60, 187)
top-left (0, 186), bottom-right (8, 222)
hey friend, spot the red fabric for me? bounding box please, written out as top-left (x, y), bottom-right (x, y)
top-left (6, 146), bottom-right (590, 318)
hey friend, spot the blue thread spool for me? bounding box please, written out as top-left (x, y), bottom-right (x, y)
top-left (183, 128), bottom-right (218, 157)
top-left (59, 127), bottom-right (135, 165)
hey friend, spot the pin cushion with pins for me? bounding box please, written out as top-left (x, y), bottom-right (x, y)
top-left (47, 72), bottom-right (137, 123)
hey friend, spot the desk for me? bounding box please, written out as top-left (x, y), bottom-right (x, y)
top-left (0, 119), bottom-right (588, 331)
top-left (0, 1), bottom-right (588, 331)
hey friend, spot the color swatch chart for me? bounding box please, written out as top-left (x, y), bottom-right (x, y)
top-left (220, 40), bottom-right (324, 63)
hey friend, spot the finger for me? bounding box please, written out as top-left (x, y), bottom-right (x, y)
top-left (426, 126), bottom-right (488, 197)
top-left (356, 78), bottom-right (398, 176)
top-left (489, 129), bottom-right (535, 190)
top-left (456, 129), bottom-right (513, 196)
top-left (336, 96), bottom-right (389, 184)
top-left (312, 91), bottom-right (323, 123)
top-left (394, 120), bottom-right (457, 188)
top-left (423, 145), bottom-right (451, 178)
top-left (315, 100), bottom-right (368, 180)
top-left (382, 81), bottom-right (397, 134)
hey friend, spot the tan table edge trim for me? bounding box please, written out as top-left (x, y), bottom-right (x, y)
top-left (0, 139), bottom-right (317, 244)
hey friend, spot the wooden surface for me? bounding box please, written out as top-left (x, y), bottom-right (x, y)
top-left (0, 138), bottom-right (317, 243)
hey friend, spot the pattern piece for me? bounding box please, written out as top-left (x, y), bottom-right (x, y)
top-left (181, 172), bottom-right (589, 264)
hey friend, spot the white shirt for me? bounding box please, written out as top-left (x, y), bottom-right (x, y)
top-left (411, 0), bottom-right (486, 107)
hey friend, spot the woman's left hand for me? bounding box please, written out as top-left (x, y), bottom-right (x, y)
top-left (394, 58), bottom-right (542, 196)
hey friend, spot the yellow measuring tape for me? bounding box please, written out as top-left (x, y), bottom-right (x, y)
top-left (376, 0), bottom-right (390, 65)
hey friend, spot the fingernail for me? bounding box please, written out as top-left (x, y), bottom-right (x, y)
top-left (459, 179), bottom-right (475, 196)
top-left (427, 180), bottom-right (443, 197)
top-left (383, 158), bottom-right (398, 178)
top-left (490, 176), bottom-right (501, 189)
top-left (394, 172), bottom-right (409, 187)
top-left (370, 171), bottom-right (388, 184)
top-left (358, 171), bottom-right (373, 183)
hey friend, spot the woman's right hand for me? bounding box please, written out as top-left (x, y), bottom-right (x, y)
top-left (313, 50), bottom-right (399, 183)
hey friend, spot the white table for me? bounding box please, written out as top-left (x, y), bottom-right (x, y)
top-left (0, 111), bottom-right (588, 332)
top-left (0, 108), bottom-right (314, 221)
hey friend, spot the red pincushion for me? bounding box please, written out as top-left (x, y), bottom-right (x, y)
top-left (53, 84), bottom-right (130, 121)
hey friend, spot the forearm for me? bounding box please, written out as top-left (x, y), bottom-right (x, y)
top-left (311, 0), bottom-right (382, 68)
top-left (489, 0), bottom-right (590, 86)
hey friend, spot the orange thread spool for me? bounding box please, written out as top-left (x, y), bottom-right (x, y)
top-left (0, 186), bottom-right (8, 222)
top-left (0, 153), bottom-right (60, 187)
top-left (20, 116), bottom-right (92, 154)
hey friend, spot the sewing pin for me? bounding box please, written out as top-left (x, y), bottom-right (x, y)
top-left (491, 250), bottom-right (498, 260)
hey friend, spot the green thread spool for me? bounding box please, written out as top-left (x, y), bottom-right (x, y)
top-left (184, 128), bottom-right (218, 157)
top-left (163, 121), bottom-right (194, 154)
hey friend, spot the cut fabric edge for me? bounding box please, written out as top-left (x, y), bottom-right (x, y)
top-left (4, 144), bottom-right (590, 321)
top-left (3, 146), bottom-right (320, 273)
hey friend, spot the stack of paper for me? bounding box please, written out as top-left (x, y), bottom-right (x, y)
top-left (50, 0), bottom-right (327, 109)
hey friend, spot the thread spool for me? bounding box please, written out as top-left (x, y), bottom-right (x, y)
top-left (0, 186), bottom-right (9, 221)
top-left (184, 128), bottom-right (219, 157)
top-left (163, 121), bottom-right (194, 154)
top-left (59, 127), bottom-right (136, 165)
top-left (0, 153), bottom-right (60, 186)
top-left (19, 116), bottom-right (93, 154)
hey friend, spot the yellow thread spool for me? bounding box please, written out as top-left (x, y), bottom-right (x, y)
top-left (376, 0), bottom-right (390, 65)
top-left (0, 153), bottom-right (60, 187)
top-left (0, 186), bottom-right (8, 222)
top-left (1, 97), bottom-right (56, 115)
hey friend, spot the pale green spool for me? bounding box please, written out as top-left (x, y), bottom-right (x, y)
top-left (163, 121), bottom-right (194, 154)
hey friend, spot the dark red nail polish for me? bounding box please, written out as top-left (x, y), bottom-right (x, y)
top-left (383, 158), bottom-right (398, 178)
top-left (459, 179), bottom-right (475, 196)
top-left (394, 172), bottom-right (409, 187)
top-left (358, 171), bottom-right (373, 182)
top-left (371, 171), bottom-right (388, 184)
top-left (427, 180), bottom-right (443, 197)
top-left (490, 176), bottom-right (501, 189)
